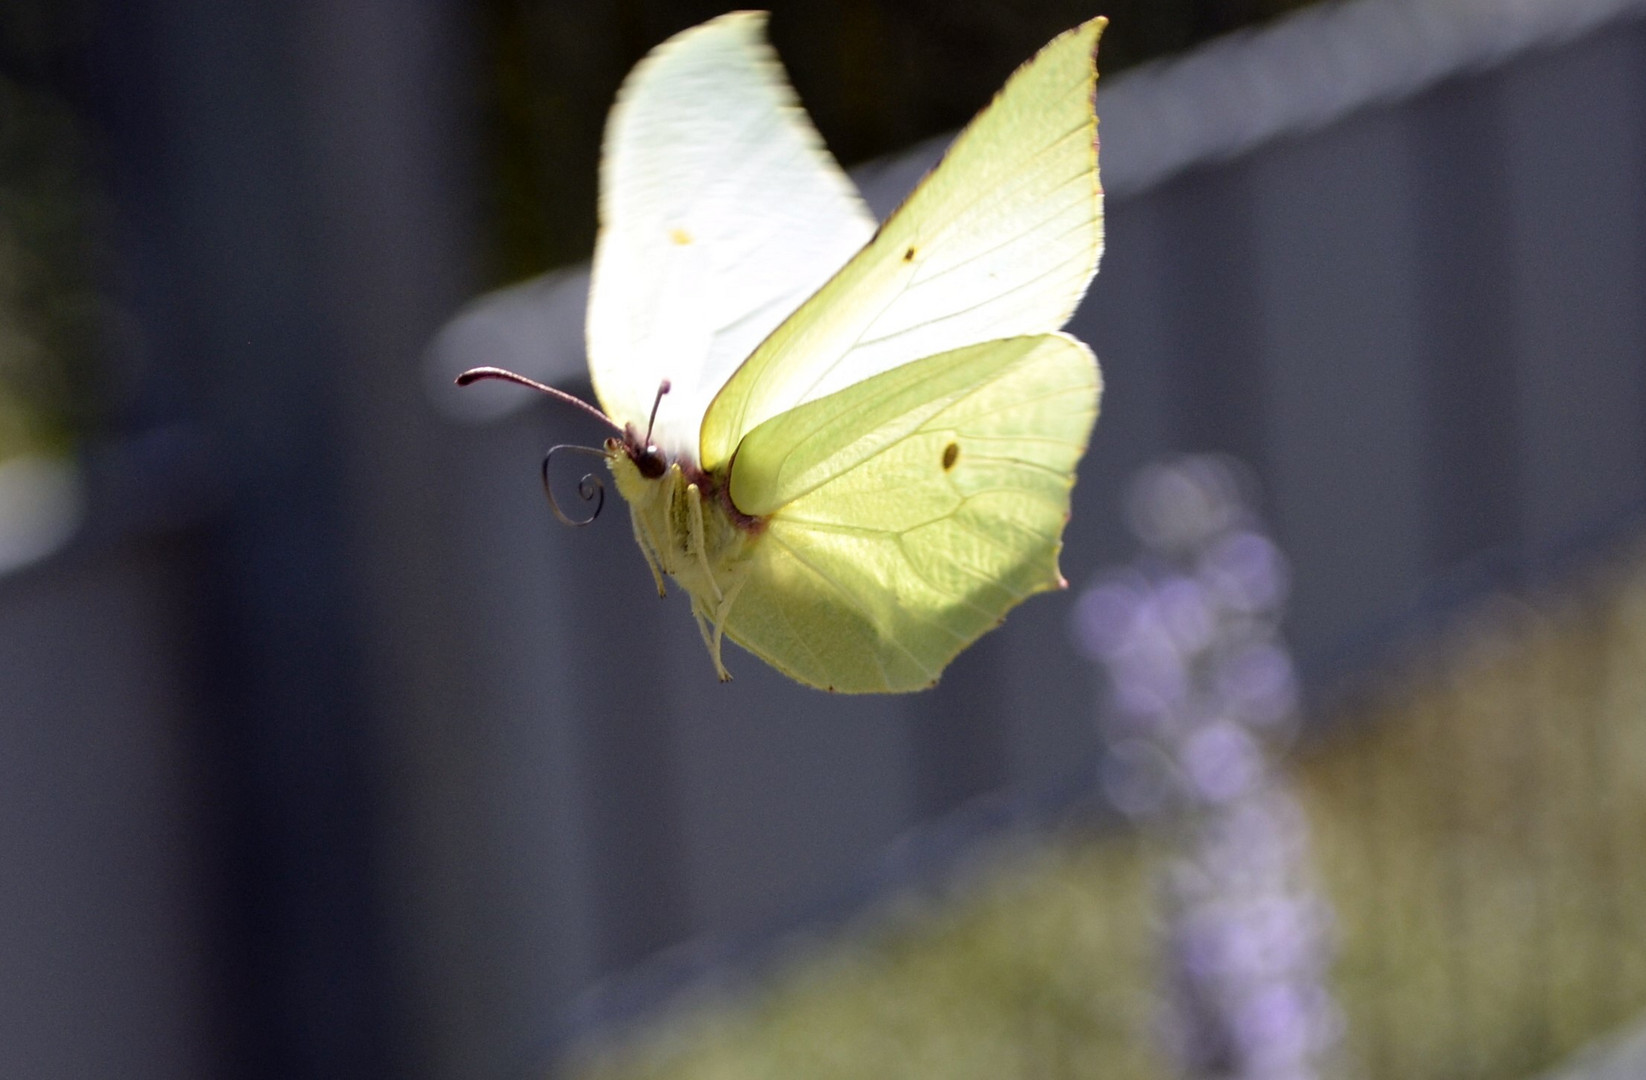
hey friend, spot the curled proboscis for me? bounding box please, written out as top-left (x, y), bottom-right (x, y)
top-left (541, 444), bottom-right (608, 526)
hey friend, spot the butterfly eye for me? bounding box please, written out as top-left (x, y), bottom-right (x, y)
top-left (635, 444), bottom-right (668, 479)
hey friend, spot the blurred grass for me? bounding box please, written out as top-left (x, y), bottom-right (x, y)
top-left (568, 835), bottom-right (1167, 1080)
top-left (1311, 551), bottom-right (1646, 1079)
top-left (567, 540), bottom-right (1646, 1080)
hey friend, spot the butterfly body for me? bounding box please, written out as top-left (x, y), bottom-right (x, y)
top-left (469, 12), bottom-right (1108, 693)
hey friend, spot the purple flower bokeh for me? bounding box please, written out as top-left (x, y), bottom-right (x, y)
top-left (1072, 456), bottom-right (1341, 1080)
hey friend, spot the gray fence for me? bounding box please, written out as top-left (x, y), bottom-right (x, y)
top-left (3, 0), bottom-right (1645, 1076)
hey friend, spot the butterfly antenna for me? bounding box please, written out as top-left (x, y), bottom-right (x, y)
top-left (644, 380), bottom-right (672, 448)
top-left (541, 443), bottom-right (608, 526)
top-left (456, 366), bottom-right (624, 436)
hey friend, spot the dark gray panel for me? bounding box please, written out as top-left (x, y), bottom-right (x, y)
top-left (665, 656), bottom-right (913, 938)
top-left (0, 548), bottom-right (209, 1080)
top-left (439, 414), bottom-right (609, 1077)
top-left (1503, 27), bottom-right (1646, 551)
top-left (1408, 71), bottom-right (1526, 571)
top-left (1251, 107), bottom-right (1430, 666)
top-left (1155, 161), bottom-right (1269, 465)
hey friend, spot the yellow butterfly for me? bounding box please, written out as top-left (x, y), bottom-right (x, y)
top-left (463, 13), bottom-right (1106, 692)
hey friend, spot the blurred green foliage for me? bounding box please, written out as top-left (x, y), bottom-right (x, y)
top-left (0, 1), bottom-right (103, 458)
top-left (478, 0), bottom-right (1321, 282)
top-left (566, 541), bottom-right (1646, 1080)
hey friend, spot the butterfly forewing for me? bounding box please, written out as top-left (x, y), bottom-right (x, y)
top-left (699, 17), bottom-right (1105, 472)
top-left (587, 11), bottom-right (876, 459)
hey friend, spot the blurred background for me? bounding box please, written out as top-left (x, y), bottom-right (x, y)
top-left (3, 0), bottom-right (1645, 1077)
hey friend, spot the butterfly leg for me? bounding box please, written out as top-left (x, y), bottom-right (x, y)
top-left (706, 573), bottom-right (747, 680)
top-left (683, 483), bottom-right (724, 603)
top-left (690, 601), bottom-right (732, 682)
top-left (628, 504), bottom-right (667, 596)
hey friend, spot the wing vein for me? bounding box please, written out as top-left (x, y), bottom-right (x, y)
top-left (766, 531), bottom-right (967, 664)
top-left (894, 536), bottom-right (1030, 611)
top-left (853, 257), bottom-right (1089, 356)
top-left (768, 115), bottom-right (1095, 411)
top-left (907, 203), bottom-right (1097, 292)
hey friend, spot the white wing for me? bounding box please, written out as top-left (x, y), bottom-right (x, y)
top-left (586, 12), bottom-right (876, 460)
top-left (700, 18), bottom-right (1104, 471)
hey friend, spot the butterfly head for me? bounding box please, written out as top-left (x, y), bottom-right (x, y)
top-left (620, 377), bottom-right (674, 480)
top-left (620, 429), bottom-right (669, 479)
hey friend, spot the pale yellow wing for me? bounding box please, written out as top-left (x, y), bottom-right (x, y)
top-left (699, 17), bottom-right (1105, 471)
top-left (719, 333), bottom-right (1100, 693)
top-left (586, 12), bottom-right (876, 460)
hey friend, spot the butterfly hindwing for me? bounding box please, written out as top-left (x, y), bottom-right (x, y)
top-left (720, 333), bottom-right (1100, 692)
